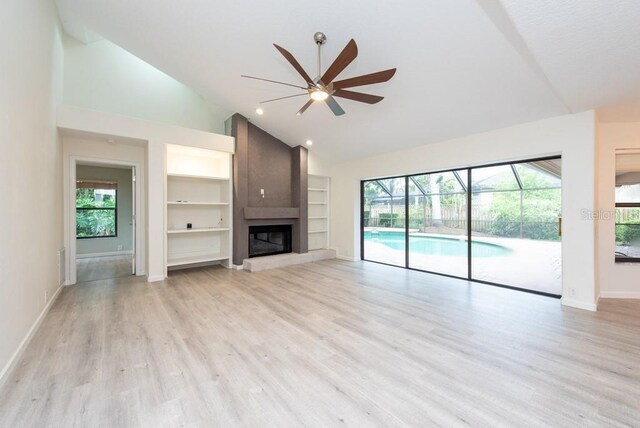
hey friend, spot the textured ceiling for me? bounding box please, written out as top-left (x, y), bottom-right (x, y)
top-left (54, 0), bottom-right (640, 162)
top-left (501, 0), bottom-right (640, 113)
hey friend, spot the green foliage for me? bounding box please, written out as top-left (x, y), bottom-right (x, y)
top-left (482, 171), bottom-right (561, 241)
top-left (516, 164), bottom-right (560, 189)
top-left (76, 188), bottom-right (116, 208)
top-left (408, 205), bottom-right (426, 228)
top-left (364, 182), bottom-right (382, 206)
top-left (615, 225), bottom-right (640, 245)
top-left (616, 208), bottom-right (640, 245)
top-left (76, 188), bottom-right (117, 238)
top-left (379, 213), bottom-right (403, 228)
top-left (365, 165), bottom-right (562, 240)
top-left (76, 210), bottom-right (116, 238)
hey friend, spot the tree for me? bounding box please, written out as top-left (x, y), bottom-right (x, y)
top-left (483, 168), bottom-right (561, 241)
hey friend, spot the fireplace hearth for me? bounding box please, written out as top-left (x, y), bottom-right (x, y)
top-left (248, 225), bottom-right (292, 258)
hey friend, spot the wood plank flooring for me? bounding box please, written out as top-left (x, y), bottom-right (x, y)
top-left (76, 254), bottom-right (133, 283)
top-left (0, 260), bottom-right (639, 427)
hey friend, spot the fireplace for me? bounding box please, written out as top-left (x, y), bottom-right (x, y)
top-left (248, 225), bottom-right (292, 258)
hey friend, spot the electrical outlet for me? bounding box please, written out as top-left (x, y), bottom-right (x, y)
top-left (570, 288), bottom-right (576, 297)
top-left (45, 290), bottom-right (49, 304)
top-left (117, 245), bottom-right (123, 251)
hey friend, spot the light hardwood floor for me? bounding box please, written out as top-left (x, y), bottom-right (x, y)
top-left (76, 254), bottom-right (133, 282)
top-left (0, 260), bottom-right (638, 427)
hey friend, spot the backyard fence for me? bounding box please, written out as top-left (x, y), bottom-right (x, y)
top-left (364, 203), bottom-right (560, 241)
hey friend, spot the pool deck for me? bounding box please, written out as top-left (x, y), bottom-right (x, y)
top-left (364, 229), bottom-right (561, 295)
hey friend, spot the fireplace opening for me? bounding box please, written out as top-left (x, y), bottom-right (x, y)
top-left (248, 225), bottom-right (292, 258)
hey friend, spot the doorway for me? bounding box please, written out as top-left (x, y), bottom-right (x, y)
top-left (75, 163), bottom-right (136, 282)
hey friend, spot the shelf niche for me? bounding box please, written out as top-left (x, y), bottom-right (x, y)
top-left (165, 144), bottom-right (232, 272)
top-left (308, 174), bottom-right (330, 250)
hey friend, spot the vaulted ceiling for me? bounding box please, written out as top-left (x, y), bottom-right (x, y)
top-left (55, 0), bottom-right (640, 162)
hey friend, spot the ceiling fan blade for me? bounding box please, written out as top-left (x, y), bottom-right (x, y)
top-left (296, 99), bottom-right (314, 115)
top-left (325, 96), bottom-right (345, 116)
top-left (273, 44), bottom-right (314, 85)
top-left (320, 39), bottom-right (358, 85)
top-left (260, 93), bottom-right (308, 104)
top-left (241, 75), bottom-right (308, 90)
top-left (332, 89), bottom-right (384, 104)
top-left (332, 68), bottom-right (397, 90)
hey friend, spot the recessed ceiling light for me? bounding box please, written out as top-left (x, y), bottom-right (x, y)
top-left (306, 140), bottom-right (313, 146)
top-left (255, 108), bottom-right (264, 115)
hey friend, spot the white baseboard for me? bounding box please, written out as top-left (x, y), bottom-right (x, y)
top-left (76, 250), bottom-right (132, 259)
top-left (599, 291), bottom-right (640, 299)
top-left (147, 275), bottom-right (165, 282)
top-left (0, 284), bottom-right (63, 388)
top-left (232, 264), bottom-right (244, 270)
top-left (561, 297), bottom-right (598, 312)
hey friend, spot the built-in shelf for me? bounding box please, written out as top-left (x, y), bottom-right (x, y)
top-left (167, 252), bottom-right (229, 267)
top-left (167, 201), bottom-right (229, 206)
top-left (167, 173), bottom-right (230, 181)
top-left (167, 227), bottom-right (229, 234)
top-left (308, 174), bottom-right (330, 251)
top-left (165, 144), bottom-right (233, 273)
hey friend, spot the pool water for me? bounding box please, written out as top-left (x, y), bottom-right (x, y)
top-left (364, 231), bottom-right (510, 257)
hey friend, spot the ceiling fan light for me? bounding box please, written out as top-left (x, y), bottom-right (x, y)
top-left (310, 90), bottom-right (329, 102)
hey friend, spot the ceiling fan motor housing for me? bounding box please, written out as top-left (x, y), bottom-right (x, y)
top-left (314, 32), bottom-right (327, 45)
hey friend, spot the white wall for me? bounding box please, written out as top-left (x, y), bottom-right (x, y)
top-left (63, 35), bottom-right (231, 134)
top-left (596, 121), bottom-right (640, 298)
top-left (58, 106), bottom-right (235, 282)
top-left (76, 165), bottom-right (134, 255)
top-left (328, 111), bottom-right (598, 310)
top-left (308, 150), bottom-right (333, 177)
top-left (0, 0), bottom-right (64, 380)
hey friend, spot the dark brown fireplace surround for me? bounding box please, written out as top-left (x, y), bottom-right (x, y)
top-left (227, 114), bottom-right (308, 265)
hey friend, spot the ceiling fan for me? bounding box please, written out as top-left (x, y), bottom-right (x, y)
top-left (242, 32), bottom-right (396, 116)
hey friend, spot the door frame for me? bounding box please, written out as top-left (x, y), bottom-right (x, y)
top-left (65, 156), bottom-right (143, 285)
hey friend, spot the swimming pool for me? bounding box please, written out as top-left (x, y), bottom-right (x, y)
top-left (364, 231), bottom-right (510, 257)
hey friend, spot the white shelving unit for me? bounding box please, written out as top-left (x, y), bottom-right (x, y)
top-left (308, 175), bottom-right (330, 250)
top-left (167, 228), bottom-right (230, 234)
top-left (165, 144), bottom-right (232, 271)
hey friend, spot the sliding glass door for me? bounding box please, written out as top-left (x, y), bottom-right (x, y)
top-left (362, 177), bottom-right (406, 267)
top-left (361, 157), bottom-right (562, 296)
top-left (470, 160), bottom-right (562, 294)
top-left (407, 170), bottom-right (468, 278)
